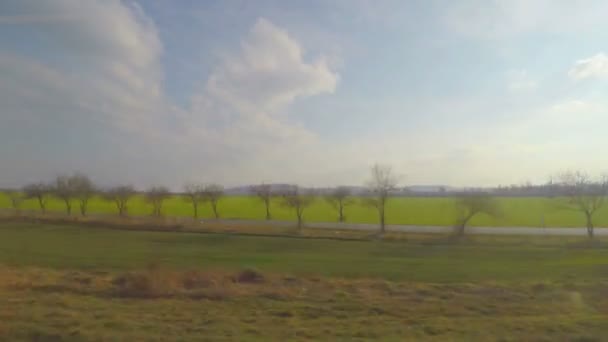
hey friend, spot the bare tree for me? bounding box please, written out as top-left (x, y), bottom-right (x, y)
top-left (5, 190), bottom-right (23, 214)
top-left (453, 192), bottom-right (500, 237)
top-left (364, 164), bottom-right (399, 234)
top-left (202, 184), bottom-right (224, 219)
top-left (183, 183), bottom-right (205, 219)
top-left (250, 183), bottom-right (274, 220)
top-left (103, 185), bottom-right (136, 217)
top-left (325, 186), bottom-right (354, 222)
top-left (280, 185), bottom-right (315, 231)
top-left (53, 175), bottom-right (80, 215)
top-left (23, 182), bottom-right (51, 213)
top-left (145, 186), bottom-right (171, 217)
top-left (555, 171), bottom-right (608, 238)
top-left (71, 173), bottom-right (96, 216)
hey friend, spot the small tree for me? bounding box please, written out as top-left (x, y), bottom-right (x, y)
top-left (183, 183), bottom-right (205, 219)
top-left (556, 171), bottom-right (608, 239)
top-left (280, 186), bottom-right (315, 231)
top-left (250, 183), bottom-right (274, 220)
top-left (5, 190), bottom-right (23, 214)
top-left (103, 185), bottom-right (136, 217)
top-left (53, 175), bottom-right (79, 215)
top-left (364, 164), bottom-right (399, 234)
top-left (202, 184), bottom-right (224, 219)
top-left (325, 186), bottom-right (354, 222)
top-left (454, 192), bottom-right (500, 237)
top-left (145, 186), bottom-right (171, 217)
top-left (23, 182), bottom-right (51, 213)
top-left (71, 173), bottom-right (96, 216)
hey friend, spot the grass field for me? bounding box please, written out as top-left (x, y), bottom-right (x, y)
top-left (1, 222), bottom-right (608, 281)
top-left (2, 193), bottom-right (608, 227)
top-left (1, 222), bottom-right (608, 340)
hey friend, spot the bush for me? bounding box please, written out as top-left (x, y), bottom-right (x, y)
top-left (181, 270), bottom-right (212, 289)
top-left (110, 266), bottom-right (270, 298)
top-left (112, 272), bottom-right (156, 297)
top-left (112, 266), bottom-right (180, 298)
top-left (233, 268), bottom-right (264, 284)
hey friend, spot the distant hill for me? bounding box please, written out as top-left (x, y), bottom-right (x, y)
top-left (224, 184), bottom-right (297, 195)
top-left (405, 185), bottom-right (458, 193)
top-left (225, 184), bottom-right (458, 196)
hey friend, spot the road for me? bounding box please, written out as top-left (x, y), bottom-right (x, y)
top-left (211, 219), bottom-right (608, 236)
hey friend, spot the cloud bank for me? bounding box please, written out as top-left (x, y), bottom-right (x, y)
top-left (1, 0), bottom-right (607, 189)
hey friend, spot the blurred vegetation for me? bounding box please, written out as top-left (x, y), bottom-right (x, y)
top-left (2, 193), bottom-right (608, 227)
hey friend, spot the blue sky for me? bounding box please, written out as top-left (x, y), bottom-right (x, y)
top-left (1, 0), bottom-right (607, 189)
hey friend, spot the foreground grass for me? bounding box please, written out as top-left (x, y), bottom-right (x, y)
top-left (1, 223), bottom-right (608, 340)
top-left (1, 265), bottom-right (608, 341)
top-left (2, 193), bottom-right (607, 227)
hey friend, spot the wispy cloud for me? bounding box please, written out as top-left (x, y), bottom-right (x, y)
top-left (568, 53), bottom-right (608, 81)
top-left (200, 18), bottom-right (338, 117)
top-left (442, 0), bottom-right (608, 40)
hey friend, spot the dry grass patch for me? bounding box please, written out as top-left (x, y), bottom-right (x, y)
top-left (1, 265), bottom-right (608, 340)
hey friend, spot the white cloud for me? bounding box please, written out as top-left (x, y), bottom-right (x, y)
top-left (0, 0), bottom-right (176, 185)
top-left (504, 99), bottom-right (604, 134)
top-left (443, 0), bottom-right (608, 40)
top-left (200, 18), bottom-right (338, 115)
top-left (0, 0), bottom-right (166, 134)
top-left (568, 53), bottom-right (608, 81)
top-left (0, 2), bottom-right (344, 188)
top-left (2, 1), bottom-right (607, 189)
top-left (181, 17), bottom-right (340, 180)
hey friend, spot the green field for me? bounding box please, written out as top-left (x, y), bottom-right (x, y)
top-left (1, 222), bottom-right (608, 281)
top-left (0, 194), bottom-right (608, 227)
top-left (1, 222), bottom-right (608, 340)
top-left (2, 193), bottom-right (607, 227)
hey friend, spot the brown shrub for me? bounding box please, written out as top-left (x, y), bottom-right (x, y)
top-left (112, 272), bottom-right (154, 297)
top-left (112, 267), bottom-right (181, 298)
top-left (233, 268), bottom-right (264, 284)
top-left (181, 270), bottom-right (212, 289)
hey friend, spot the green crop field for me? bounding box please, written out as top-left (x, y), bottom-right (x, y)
top-left (1, 222), bottom-right (608, 281)
top-left (2, 192), bottom-right (608, 227)
top-left (0, 222), bottom-right (607, 340)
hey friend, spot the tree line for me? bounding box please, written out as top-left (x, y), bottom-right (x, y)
top-left (2, 167), bottom-right (607, 239)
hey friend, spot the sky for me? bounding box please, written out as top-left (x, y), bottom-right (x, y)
top-left (1, 0), bottom-right (607, 189)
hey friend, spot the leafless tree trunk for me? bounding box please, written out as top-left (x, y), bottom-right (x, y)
top-left (23, 183), bottom-right (51, 214)
top-left (145, 186), bottom-right (171, 217)
top-left (555, 171), bottom-right (607, 239)
top-left (71, 173), bottom-right (96, 216)
top-left (5, 190), bottom-right (23, 215)
top-left (325, 186), bottom-right (353, 222)
top-left (365, 164), bottom-right (399, 234)
top-left (251, 183), bottom-right (274, 220)
top-left (184, 183), bottom-right (205, 219)
top-left (103, 185), bottom-right (136, 217)
top-left (202, 184), bottom-right (224, 219)
top-left (280, 185), bottom-right (315, 231)
top-left (453, 192), bottom-right (501, 237)
top-left (53, 175), bottom-right (80, 215)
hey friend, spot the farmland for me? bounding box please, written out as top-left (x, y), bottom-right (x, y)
top-left (1, 222), bottom-right (608, 340)
top-left (2, 193), bottom-right (608, 227)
